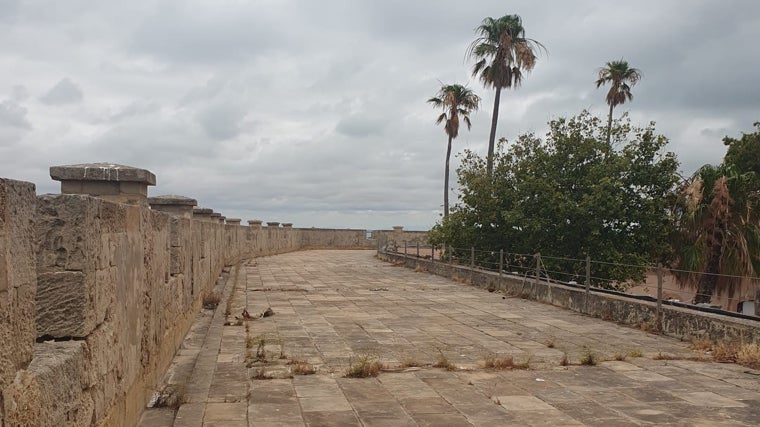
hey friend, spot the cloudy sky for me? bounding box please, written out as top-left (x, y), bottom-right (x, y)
top-left (1, 1), bottom-right (759, 230)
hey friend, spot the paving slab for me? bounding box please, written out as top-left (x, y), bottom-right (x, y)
top-left (140, 250), bottom-right (760, 426)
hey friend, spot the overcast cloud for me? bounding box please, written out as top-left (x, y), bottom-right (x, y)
top-left (1, 0), bottom-right (759, 230)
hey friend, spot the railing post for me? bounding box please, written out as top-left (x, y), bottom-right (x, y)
top-left (416, 241), bottom-right (420, 258)
top-left (470, 247), bottom-right (475, 283)
top-left (498, 249), bottom-right (504, 284)
top-left (657, 263), bottom-right (663, 331)
top-left (404, 241), bottom-right (407, 259)
top-left (585, 255), bottom-right (590, 314)
top-left (499, 249), bottom-right (504, 283)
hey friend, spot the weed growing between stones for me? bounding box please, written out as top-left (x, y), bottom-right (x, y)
top-left (152, 384), bottom-right (186, 409)
top-left (289, 358), bottom-right (316, 375)
top-left (202, 293), bottom-right (221, 310)
top-left (545, 337), bottom-right (556, 348)
top-left (433, 351), bottom-right (457, 371)
top-left (627, 348), bottom-right (643, 358)
top-left (345, 354), bottom-right (386, 378)
top-left (559, 353), bottom-right (569, 366)
top-left (612, 352), bottom-right (626, 361)
top-left (251, 367), bottom-right (273, 380)
top-left (579, 348), bottom-right (599, 366)
top-left (400, 357), bottom-right (422, 368)
top-left (483, 353), bottom-right (530, 370)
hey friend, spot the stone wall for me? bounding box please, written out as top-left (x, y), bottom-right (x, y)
top-left (0, 179), bottom-right (37, 426)
top-left (0, 166), bottom-right (382, 427)
top-left (378, 251), bottom-right (760, 344)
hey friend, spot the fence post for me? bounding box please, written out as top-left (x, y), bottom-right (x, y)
top-left (535, 253), bottom-right (541, 291)
top-left (404, 241), bottom-right (407, 259)
top-left (377, 237), bottom-right (381, 254)
top-left (498, 249), bottom-right (504, 290)
top-left (657, 263), bottom-right (663, 331)
top-left (585, 255), bottom-right (590, 314)
top-left (416, 241), bottom-right (420, 258)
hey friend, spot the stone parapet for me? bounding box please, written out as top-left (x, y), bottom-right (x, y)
top-left (225, 218), bottom-right (241, 225)
top-left (50, 163), bottom-right (156, 206)
top-left (248, 220), bottom-right (263, 229)
top-left (282, 223), bottom-right (293, 228)
top-left (0, 178), bottom-right (37, 418)
top-left (148, 195), bottom-right (197, 219)
top-left (192, 207), bottom-right (213, 221)
top-left (266, 222), bottom-right (280, 227)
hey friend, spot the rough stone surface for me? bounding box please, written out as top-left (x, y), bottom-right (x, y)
top-left (0, 178), bottom-right (37, 426)
top-left (50, 163), bottom-right (157, 185)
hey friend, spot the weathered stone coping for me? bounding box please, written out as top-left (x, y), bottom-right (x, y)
top-left (50, 163), bottom-right (156, 206)
top-left (148, 195), bottom-right (198, 218)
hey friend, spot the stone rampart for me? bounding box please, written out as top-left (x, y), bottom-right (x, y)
top-left (0, 163), bottom-right (381, 427)
top-left (378, 251), bottom-right (760, 345)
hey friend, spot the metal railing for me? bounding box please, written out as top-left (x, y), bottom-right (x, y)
top-left (376, 237), bottom-right (760, 321)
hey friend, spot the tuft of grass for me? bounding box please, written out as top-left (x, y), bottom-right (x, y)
top-left (345, 354), bottom-right (385, 378)
top-left (736, 343), bottom-right (760, 369)
top-left (712, 342), bottom-right (738, 363)
top-left (612, 352), bottom-right (626, 361)
top-left (579, 348), bottom-right (599, 366)
top-left (152, 384), bottom-right (186, 409)
top-left (653, 352), bottom-right (679, 360)
top-left (484, 353), bottom-right (530, 370)
top-left (559, 353), bottom-right (569, 366)
top-left (691, 338), bottom-right (713, 352)
top-left (251, 367), bottom-right (273, 380)
top-left (545, 337), bottom-right (556, 348)
top-left (627, 348), bottom-right (643, 358)
top-left (433, 352), bottom-right (457, 371)
top-left (400, 357), bottom-right (422, 368)
top-left (290, 359), bottom-right (316, 375)
top-left (202, 293), bottom-right (221, 310)
top-left (639, 320), bottom-right (659, 334)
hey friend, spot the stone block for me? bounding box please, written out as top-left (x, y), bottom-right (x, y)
top-left (0, 178), bottom-right (37, 394)
top-left (36, 271), bottom-right (94, 338)
top-left (2, 341), bottom-right (92, 427)
top-left (149, 195), bottom-right (197, 219)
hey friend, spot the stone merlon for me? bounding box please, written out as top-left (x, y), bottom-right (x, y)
top-left (50, 163), bottom-right (156, 206)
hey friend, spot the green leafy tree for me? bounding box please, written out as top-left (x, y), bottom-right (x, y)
top-left (430, 111), bottom-right (679, 287)
top-left (723, 122), bottom-right (760, 176)
top-left (672, 163), bottom-right (760, 304)
top-left (468, 14), bottom-right (544, 175)
top-left (427, 84), bottom-right (480, 217)
top-left (595, 60), bottom-right (641, 144)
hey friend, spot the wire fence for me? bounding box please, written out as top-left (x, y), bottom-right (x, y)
top-left (376, 237), bottom-right (760, 320)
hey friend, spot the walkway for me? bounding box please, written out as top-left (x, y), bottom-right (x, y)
top-left (140, 250), bottom-right (760, 426)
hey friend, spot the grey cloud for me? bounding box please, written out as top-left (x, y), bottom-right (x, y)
top-left (196, 102), bottom-right (247, 140)
top-left (335, 114), bottom-right (388, 138)
top-left (40, 78), bottom-right (83, 105)
top-left (10, 85), bottom-right (28, 101)
top-left (0, 99), bottom-right (31, 129)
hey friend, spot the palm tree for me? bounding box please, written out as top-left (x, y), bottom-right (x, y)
top-left (428, 84), bottom-right (480, 217)
top-left (467, 14), bottom-right (544, 175)
top-left (595, 60), bottom-right (641, 143)
top-left (673, 164), bottom-right (760, 304)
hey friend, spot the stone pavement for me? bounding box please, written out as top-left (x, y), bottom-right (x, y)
top-left (140, 250), bottom-right (760, 426)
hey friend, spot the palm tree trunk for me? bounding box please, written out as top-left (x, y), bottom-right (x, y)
top-left (444, 135), bottom-right (453, 218)
top-left (606, 103), bottom-right (614, 144)
top-left (695, 229), bottom-right (722, 304)
top-left (486, 86), bottom-right (502, 175)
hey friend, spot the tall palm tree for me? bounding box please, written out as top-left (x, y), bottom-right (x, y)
top-left (595, 60), bottom-right (641, 143)
top-left (428, 84), bottom-right (480, 217)
top-left (673, 164), bottom-right (760, 304)
top-left (467, 14), bottom-right (544, 175)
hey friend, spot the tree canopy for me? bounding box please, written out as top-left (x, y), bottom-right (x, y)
top-left (427, 84), bottom-right (480, 217)
top-left (430, 111), bottom-right (679, 288)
